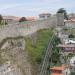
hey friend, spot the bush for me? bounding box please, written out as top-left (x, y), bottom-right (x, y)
top-left (69, 34), bottom-right (74, 38)
top-left (19, 17), bottom-right (27, 22)
top-left (25, 29), bottom-right (53, 64)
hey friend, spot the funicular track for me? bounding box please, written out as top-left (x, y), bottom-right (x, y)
top-left (39, 34), bottom-right (56, 75)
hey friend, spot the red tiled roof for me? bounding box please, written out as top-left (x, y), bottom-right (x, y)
top-left (51, 73), bottom-right (63, 75)
top-left (64, 20), bottom-right (75, 23)
top-left (50, 64), bottom-right (67, 71)
top-left (26, 17), bottom-right (37, 21)
top-left (3, 16), bottom-right (20, 21)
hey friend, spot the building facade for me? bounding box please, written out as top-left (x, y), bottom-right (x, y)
top-left (39, 13), bottom-right (51, 20)
top-left (57, 44), bottom-right (75, 53)
top-left (50, 65), bottom-right (70, 75)
top-left (65, 20), bottom-right (75, 29)
top-left (70, 56), bottom-right (75, 74)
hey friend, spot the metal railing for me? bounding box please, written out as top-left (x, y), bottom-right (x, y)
top-left (39, 34), bottom-right (56, 75)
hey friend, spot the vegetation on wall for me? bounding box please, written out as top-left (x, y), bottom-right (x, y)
top-left (49, 36), bottom-right (61, 66)
top-left (25, 29), bottom-right (53, 65)
top-left (0, 14), bottom-right (4, 26)
top-left (0, 14), bottom-right (3, 24)
top-left (19, 17), bottom-right (27, 22)
top-left (69, 34), bottom-right (75, 38)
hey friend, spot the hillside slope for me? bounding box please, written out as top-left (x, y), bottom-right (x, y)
top-left (25, 28), bottom-right (53, 75)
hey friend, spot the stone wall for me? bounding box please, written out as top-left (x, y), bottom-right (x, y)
top-left (0, 16), bottom-right (57, 43)
top-left (0, 37), bottom-right (32, 75)
top-left (0, 13), bottom-right (64, 75)
top-left (57, 13), bottom-right (64, 26)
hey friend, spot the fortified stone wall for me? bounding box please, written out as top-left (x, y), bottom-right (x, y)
top-left (0, 16), bottom-right (57, 43)
top-left (0, 37), bottom-right (32, 75)
top-left (0, 14), bottom-right (64, 75)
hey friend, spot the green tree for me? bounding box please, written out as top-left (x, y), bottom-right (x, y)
top-left (69, 34), bottom-right (74, 38)
top-left (50, 36), bottom-right (61, 66)
top-left (19, 17), bottom-right (27, 22)
top-left (0, 14), bottom-right (3, 24)
top-left (68, 53), bottom-right (74, 58)
top-left (57, 8), bottom-right (68, 20)
top-left (5, 21), bottom-right (8, 25)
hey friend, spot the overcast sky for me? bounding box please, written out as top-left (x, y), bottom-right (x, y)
top-left (0, 0), bottom-right (75, 17)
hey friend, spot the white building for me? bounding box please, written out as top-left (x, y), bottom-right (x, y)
top-left (3, 16), bottom-right (20, 24)
top-left (39, 13), bottom-right (51, 20)
top-left (68, 13), bottom-right (75, 20)
top-left (70, 56), bottom-right (75, 73)
top-left (65, 20), bottom-right (75, 29)
top-left (63, 39), bottom-right (75, 44)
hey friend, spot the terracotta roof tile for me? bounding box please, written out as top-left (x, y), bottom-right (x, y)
top-left (51, 73), bottom-right (63, 75)
top-left (50, 64), bottom-right (66, 71)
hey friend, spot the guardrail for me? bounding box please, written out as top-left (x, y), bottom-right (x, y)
top-left (39, 34), bottom-right (56, 75)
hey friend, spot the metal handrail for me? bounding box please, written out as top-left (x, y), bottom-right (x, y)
top-left (39, 34), bottom-right (55, 75)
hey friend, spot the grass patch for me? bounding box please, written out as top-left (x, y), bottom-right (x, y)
top-left (25, 29), bottom-right (53, 65)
